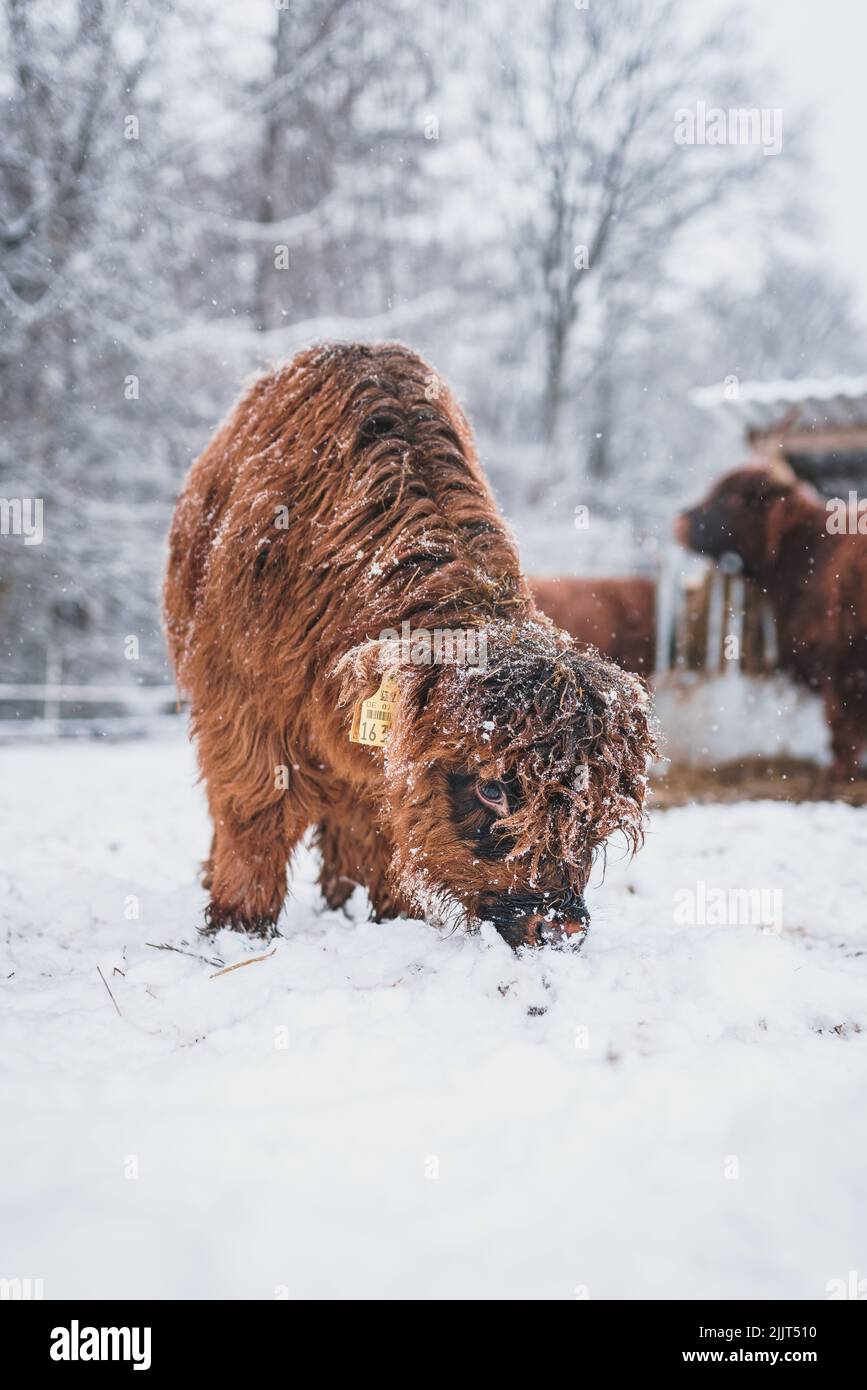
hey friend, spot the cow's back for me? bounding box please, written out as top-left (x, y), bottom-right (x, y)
top-left (531, 576), bottom-right (656, 675)
top-left (164, 343), bottom-right (528, 696)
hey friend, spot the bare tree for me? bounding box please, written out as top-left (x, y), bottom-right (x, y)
top-left (475, 0), bottom-right (773, 446)
top-left (700, 252), bottom-right (867, 382)
top-left (0, 0), bottom-right (858, 697)
top-left (0, 0), bottom-right (442, 688)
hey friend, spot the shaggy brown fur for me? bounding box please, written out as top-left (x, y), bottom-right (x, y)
top-left (531, 576), bottom-right (656, 675)
top-left (676, 461), bottom-right (867, 783)
top-left (165, 342), bottom-right (657, 948)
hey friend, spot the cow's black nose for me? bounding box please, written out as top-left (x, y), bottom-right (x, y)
top-left (518, 913), bottom-right (589, 948)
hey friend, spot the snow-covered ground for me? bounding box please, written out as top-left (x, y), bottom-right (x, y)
top-left (1, 734), bottom-right (865, 1300)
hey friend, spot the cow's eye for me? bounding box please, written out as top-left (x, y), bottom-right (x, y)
top-left (476, 778), bottom-right (508, 813)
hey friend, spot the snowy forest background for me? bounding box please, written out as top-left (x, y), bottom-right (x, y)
top-left (2, 0), bottom-right (865, 694)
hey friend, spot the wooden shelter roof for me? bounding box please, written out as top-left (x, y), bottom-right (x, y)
top-left (690, 375), bottom-right (867, 435)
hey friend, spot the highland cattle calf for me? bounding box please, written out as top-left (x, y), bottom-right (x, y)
top-left (165, 342), bottom-right (657, 948)
top-left (675, 459), bottom-right (867, 782)
top-left (531, 576), bottom-right (656, 676)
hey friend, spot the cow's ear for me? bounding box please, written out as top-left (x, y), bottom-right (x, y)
top-left (333, 638), bottom-right (409, 748)
top-left (334, 638), bottom-right (398, 707)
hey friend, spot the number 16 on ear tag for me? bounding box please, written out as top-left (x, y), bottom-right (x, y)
top-left (349, 672), bottom-right (399, 747)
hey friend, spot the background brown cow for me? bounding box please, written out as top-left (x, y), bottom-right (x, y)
top-left (675, 460), bottom-right (867, 782)
top-left (531, 576), bottom-right (656, 676)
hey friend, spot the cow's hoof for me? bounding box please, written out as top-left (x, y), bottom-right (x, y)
top-left (200, 904), bottom-right (280, 939)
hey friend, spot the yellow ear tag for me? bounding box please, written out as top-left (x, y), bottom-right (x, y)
top-left (349, 672), bottom-right (399, 747)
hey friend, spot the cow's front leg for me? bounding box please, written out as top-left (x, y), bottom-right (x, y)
top-left (825, 693), bottom-right (863, 786)
top-left (203, 801), bottom-right (302, 937)
top-left (315, 813), bottom-right (409, 922)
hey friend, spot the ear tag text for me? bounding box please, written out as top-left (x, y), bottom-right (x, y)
top-left (349, 672), bottom-right (399, 747)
